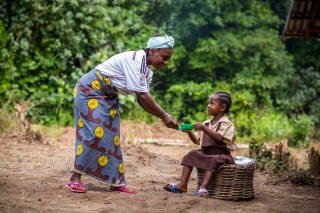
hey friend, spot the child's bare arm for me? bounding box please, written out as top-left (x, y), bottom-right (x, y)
top-left (184, 130), bottom-right (199, 144)
top-left (194, 122), bottom-right (224, 142)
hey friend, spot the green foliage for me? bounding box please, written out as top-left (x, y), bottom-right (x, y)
top-left (0, 20), bottom-right (14, 97)
top-left (118, 94), bottom-right (157, 123)
top-left (282, 66), bottom-right (320, 129)
top-left (249, 137), bottom-right (283, 172)
top-left (0, 95), bottom-right (16, 136)
top-left (251, 112), bottom-right (292, 141)
top-left (289, 114), bottom-right (313, 148)
top-left (161, 81), bottom-right (214, 123)
top-left (0, 0), bottom-right (159, 125)
top-left (0, 0), bottom-right (317, 147)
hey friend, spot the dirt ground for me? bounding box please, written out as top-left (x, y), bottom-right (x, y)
top-left (0, 121), bottom-right (319, 213)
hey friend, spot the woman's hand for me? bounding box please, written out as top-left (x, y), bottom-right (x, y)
top-left (134, 92), bottom-right (178, 129)
top-left (135, 92), bottom-right (177, 129)
top-left (161, 113), bottom-right (178, 129)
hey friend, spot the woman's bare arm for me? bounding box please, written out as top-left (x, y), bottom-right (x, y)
top-left (135, 91), bottom-right (177, 128)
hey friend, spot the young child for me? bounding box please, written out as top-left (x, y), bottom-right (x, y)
top-left (164, 91), bottom-right (237, 197)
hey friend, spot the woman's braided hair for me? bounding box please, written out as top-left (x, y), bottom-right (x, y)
top-left (214, 91), bottom-right (232, 115)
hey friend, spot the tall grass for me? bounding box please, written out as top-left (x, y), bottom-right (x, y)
top-left (0, 98), bottom-right (16, 136)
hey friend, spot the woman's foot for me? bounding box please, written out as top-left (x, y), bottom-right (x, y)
top-left (66, 181), bottom-right (87, 193)
top-left (66, 171), bottom-right (86, 193)
top-left (110, 185), bottom-right (136, 194)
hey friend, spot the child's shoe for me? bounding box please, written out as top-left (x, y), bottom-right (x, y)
top-left (195, 188), bottom-right (209, 197)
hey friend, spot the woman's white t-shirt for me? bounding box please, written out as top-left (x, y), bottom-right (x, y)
top-left (95, 50), bottom-right (153, 96)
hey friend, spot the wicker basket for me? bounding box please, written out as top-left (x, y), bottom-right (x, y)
top-left (197, 162), bottom-right (255, 200)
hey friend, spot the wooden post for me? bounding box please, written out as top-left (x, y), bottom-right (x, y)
top-left (14, 103), bottom-right (29, 133)
top-left (274, 138), bottom-right (291, 168)
top-left (309, 147), bottom-right (320, 177)
top-left (275, 142), bottom-right (283, 162)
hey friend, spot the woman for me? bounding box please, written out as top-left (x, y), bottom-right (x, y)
top-left (66, 34), bottom-right (177, 194)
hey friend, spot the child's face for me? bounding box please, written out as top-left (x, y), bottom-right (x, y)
top-left (148, 48), bottom-right (173, 70)
top-left (207, 94), bottom-right (224, 116)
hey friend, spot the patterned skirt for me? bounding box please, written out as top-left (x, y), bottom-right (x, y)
top-left (73, 69), bottom-right (126, 186)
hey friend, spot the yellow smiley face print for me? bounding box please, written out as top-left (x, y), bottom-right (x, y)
top-left (95, 71), bottom-right (103, 81)
top-left (78, 118), bottom-right (84, 128)
top-left (77, 144), bottom-right (84, 155)
top-left (74, 87), bottom-right (78, 98)
top-left (114, 135), bottom-right (120, 146)
top-left (110, 109), bottom-right (117, 119)
top-left (95, 126), bottom-right (104, 138)
top-left (104, 77), bottom-right (111, 86)
top-left (118, 163), bottom-right (124, 174)
top-left (98, 155), bottom-right (109, 167)
top-left (88, 98), bottom-right (99, 109)
top-left (92, 80), bottom-right (101, 90)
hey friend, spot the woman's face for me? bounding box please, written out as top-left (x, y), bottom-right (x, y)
top-left (147, 48), bottom-right (173, 70)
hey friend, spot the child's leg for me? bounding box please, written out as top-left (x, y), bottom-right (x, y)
top-left (176, 165), bottom-right (193, 192)
top-left (195, 170), bottom-right (214, 197)
top-left (199, 170), bottom-right (214, 189)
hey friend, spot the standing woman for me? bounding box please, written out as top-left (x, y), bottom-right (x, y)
top-left (66, 34), bottom-right (177, 194)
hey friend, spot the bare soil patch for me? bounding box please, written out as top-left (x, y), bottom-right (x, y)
top-left (0, 121), bottom-right (319, 213)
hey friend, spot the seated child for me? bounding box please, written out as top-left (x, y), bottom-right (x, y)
top-left (164, 91), bottom-right (237, 197)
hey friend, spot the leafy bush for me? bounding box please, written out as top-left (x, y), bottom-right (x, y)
top-left (161, 81), bottom-right (214, 123)
top-left (0, 0), bottom-right (159, 126)
top-left (251, 111), bottom-right (292, 142)
top-left (288, 114), bottom-right (313, 148)
top-left (0, 94), bottom-right (17, 136)
top-left (0, 0), bottom-right (316, 145)
top-left (249, 137), bottom-right (283, 172)
top-left (119, 94), bottom-right (157, 123)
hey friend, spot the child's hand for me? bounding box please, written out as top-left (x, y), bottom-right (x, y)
top-left (193, 122), bottom-right (204, 131)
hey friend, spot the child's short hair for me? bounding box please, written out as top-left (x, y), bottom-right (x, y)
top-left (214, 91), bottom-right (232, 115)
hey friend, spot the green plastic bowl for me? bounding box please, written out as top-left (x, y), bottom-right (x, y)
top-left (178, 124), bottom-right (194, 130)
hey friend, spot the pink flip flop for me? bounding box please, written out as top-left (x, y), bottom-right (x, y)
top-left (110, 185), bottom-right (136, 194)
top-left (66, 181), bottom-right (87, 193)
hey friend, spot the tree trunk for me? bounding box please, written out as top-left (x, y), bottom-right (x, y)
top-left (309, 147), bottom-right (320, 177)
top-left (275, 138), bottom-right (291, 168)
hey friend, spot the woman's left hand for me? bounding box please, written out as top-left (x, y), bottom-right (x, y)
top-left (162, 113), bottom-right (178, 129)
